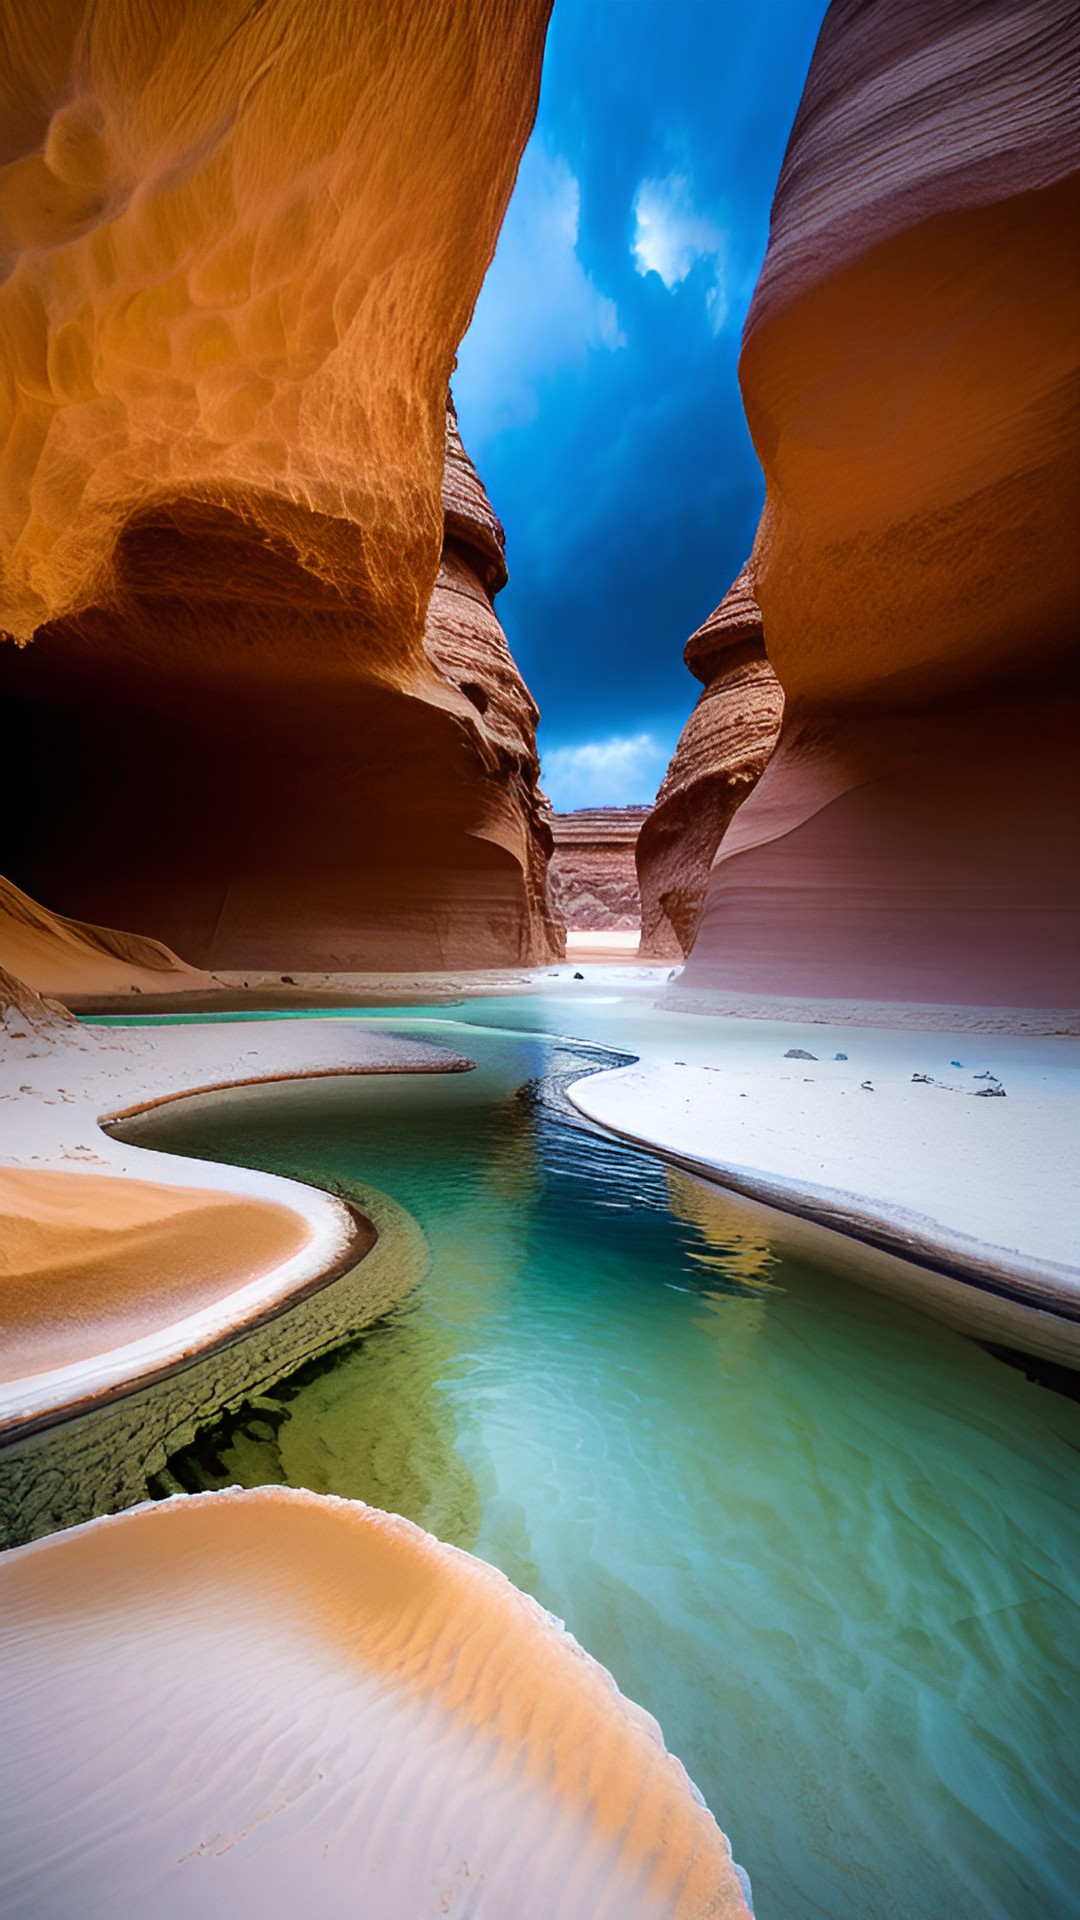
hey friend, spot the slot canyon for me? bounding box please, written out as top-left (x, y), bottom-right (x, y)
top-left (1, 4), bottom-right (1077, 1918)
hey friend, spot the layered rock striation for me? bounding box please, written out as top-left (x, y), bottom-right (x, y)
top-left (680, 0), bottom-right (1080, 1009)
top-left (548, 807), bottom-right (649, 933)
top-left (0, 0), bottom-right (556, 971)
top-left (421, 399), bottom-right (559, 963)
top-left (637, 570), bottom-right (782, 960)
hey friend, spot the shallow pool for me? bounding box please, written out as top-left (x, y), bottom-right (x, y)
top-left (124, 1003), bottom-right (1080, 1920)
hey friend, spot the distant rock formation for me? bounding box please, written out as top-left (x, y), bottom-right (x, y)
top-left (0, 0), bottom-right (556, 971)
top-left (637, 569), bottom-right (782, 959)
top-left (680, 0), bottom-right (1080, 1009)
top-left (548, 808), bottom-right (649, 933)
top-left (423, 400), bottom-right (560, 963)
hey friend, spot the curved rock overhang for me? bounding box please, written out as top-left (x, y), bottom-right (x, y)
top-left (0, 0), bottom-right (557, 971)
top-left (678, 0), bottom-right (1080, 1010)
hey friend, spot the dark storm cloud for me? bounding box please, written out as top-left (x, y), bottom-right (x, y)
top-left (454, 0), bottom-right (827, 808)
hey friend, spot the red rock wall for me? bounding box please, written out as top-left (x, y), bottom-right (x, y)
top-left (637, 569), bottom-right (783, 960)
top-left (681, 0), bottom-right (1080, 1009)
top-left (0, 0), bottom-right (555, 971)
top-left (548, 808), bottom-right (648, 933)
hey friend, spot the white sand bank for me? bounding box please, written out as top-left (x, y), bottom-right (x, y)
top-left (568, 1011), bottom-right (1080, 1364)
top-left (0, 1015), bottom-right (468, 1435)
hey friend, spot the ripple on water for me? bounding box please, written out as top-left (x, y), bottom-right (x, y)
top-left (117, 1013), bottom-right (1080, 1920)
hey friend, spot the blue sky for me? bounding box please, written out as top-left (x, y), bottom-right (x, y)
top-left (453, 0), bottom-right (827, 810)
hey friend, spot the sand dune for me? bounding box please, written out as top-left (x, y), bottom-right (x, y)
top-left (0, 1487), bottom-right (751, 1919)
top-left (0, 1165), bottom-right (318, 1381)
top-left (0, 873), bottom-right (210, 999)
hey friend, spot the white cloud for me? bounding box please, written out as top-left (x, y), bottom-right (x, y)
top-left (454, 142), bottom-right (624, 449)
top-left (541, 732), bottom-right (673, 811)
top-left (632, 173), bottom-right (729, 332)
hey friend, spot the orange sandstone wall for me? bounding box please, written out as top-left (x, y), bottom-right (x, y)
top-left (0, 0), bottom-right (555, 970)
top-left (681, 0), bottom-right (1080, 1008)
top-left (637, 569), bottom-right (782, 960)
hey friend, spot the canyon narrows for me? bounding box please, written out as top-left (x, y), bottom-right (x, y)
top-left (1, 2), bottom-right (1078, 1917)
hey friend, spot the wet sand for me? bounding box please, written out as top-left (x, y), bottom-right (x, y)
top-left (568, 1011), bottom-right (1080, 1362)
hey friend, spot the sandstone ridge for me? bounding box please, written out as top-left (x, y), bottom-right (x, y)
top-left (637, 569), bottom-right (782, 960)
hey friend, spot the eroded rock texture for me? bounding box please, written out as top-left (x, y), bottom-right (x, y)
top-left (548, 807), bottom-right (648, 933)
top-left (680, 0), bottom-right (1080, 1009)
top-left (0, 0), bottom-right (556, 970)
top-left (422, 400), bottom-right (559, 963)
top-left (637, 570), bottom-right (782, 960)
top-left (0, 963), bottom-right (71, 1031)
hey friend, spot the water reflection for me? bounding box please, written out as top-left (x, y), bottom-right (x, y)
top-left (130, 1013), bottom-right (1080, 1920)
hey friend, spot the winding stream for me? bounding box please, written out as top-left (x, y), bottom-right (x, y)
top-left (116, 999), bottom-right (1080, 1920)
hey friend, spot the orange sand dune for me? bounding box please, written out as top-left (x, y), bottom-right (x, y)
top-left (0, 1487), bottom-right (751, 1918)
top-left (0, 1166), bottom-right (316, 1381)
top-left (0, 872), bottom-right (209, 998)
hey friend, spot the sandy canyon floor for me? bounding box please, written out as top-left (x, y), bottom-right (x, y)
top-left (1, 967), bottom-right (1077, 1920)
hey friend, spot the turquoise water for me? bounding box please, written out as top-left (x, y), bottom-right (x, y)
top-left (120, 1001), bottom-right (1080, 1920)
